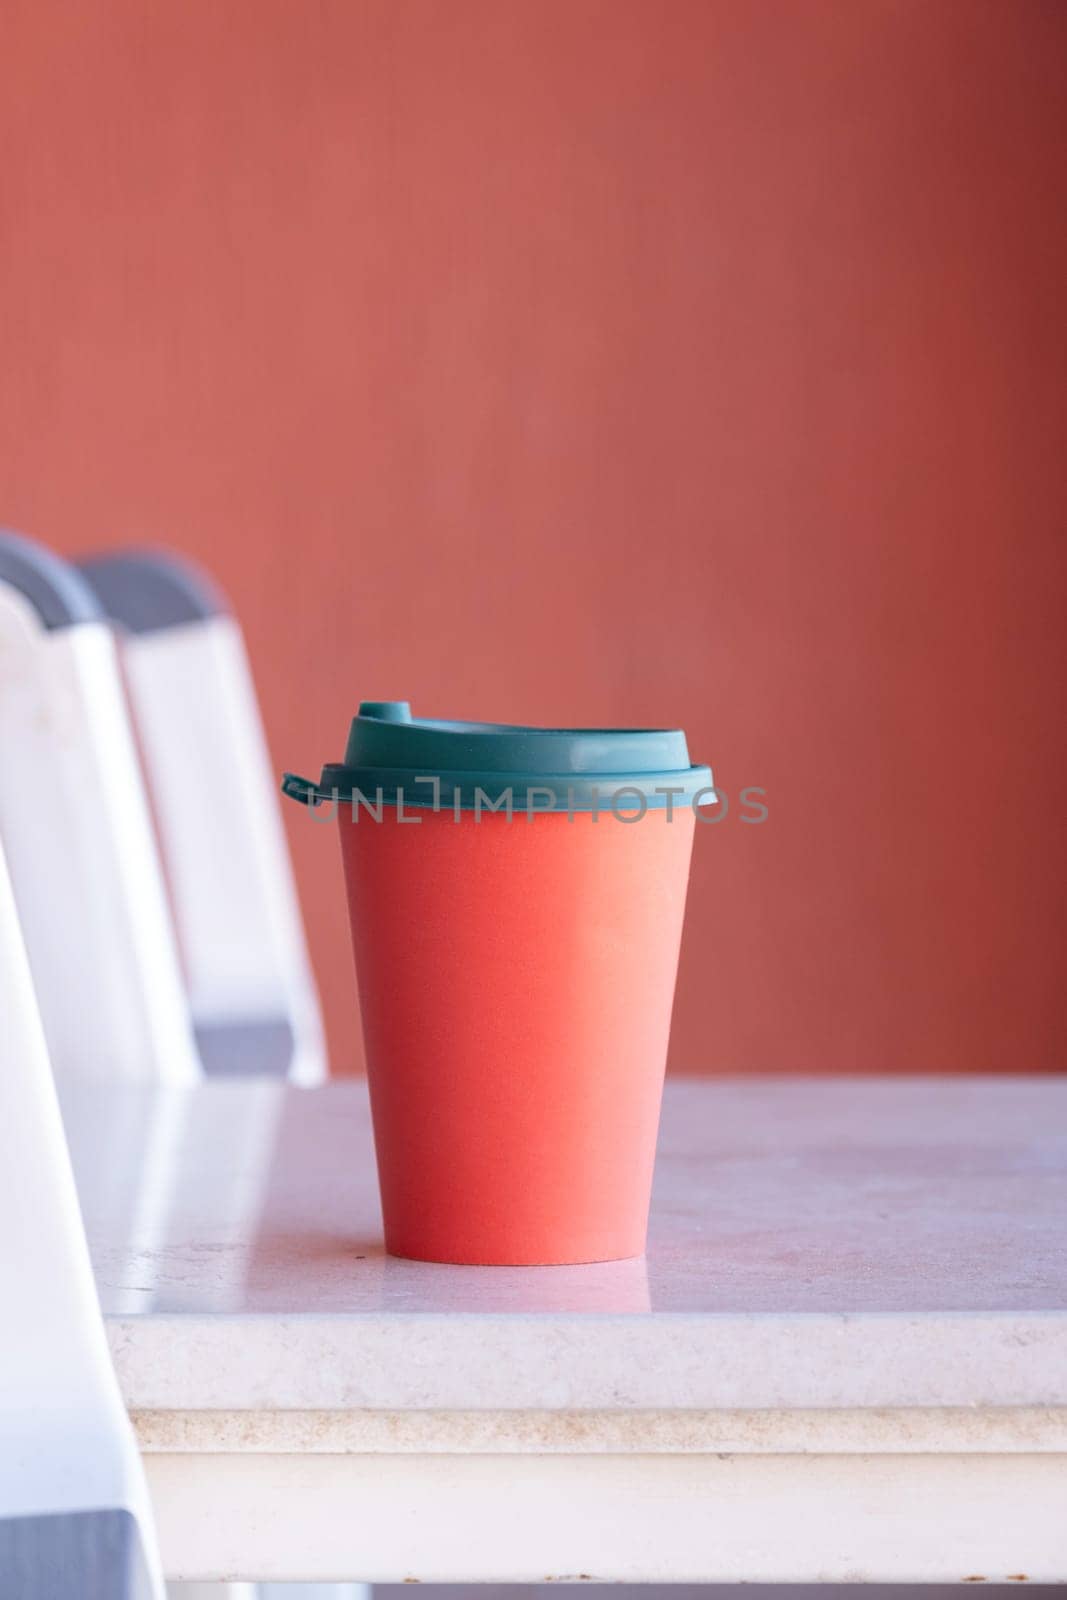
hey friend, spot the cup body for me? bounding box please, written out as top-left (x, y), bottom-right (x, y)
top-left (339, 803), bottom-right (695, 1265)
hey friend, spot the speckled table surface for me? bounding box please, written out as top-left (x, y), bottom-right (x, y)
top-left (59, 1076), bottom-right (1067, 1582)
top-left (60, 1075), bottom-right (1067, 1412)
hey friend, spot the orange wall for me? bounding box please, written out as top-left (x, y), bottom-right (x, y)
top-left (2, 0), bottom-right (1065, 1074)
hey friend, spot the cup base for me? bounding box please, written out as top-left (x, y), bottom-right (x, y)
top-left (384, 1241), bottom-right (647, 1268)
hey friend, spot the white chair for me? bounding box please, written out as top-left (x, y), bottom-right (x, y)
top-left (76, 550), bottom-right (352, 1598)
top-left (0, 533), bottom-right (352, 1596)
top-left (0, 531), bottom-right (199, 1084)
top-left (0, 532), bottom-right (249, 1597)
top-left (77, 549), bottom-right (326, 1085)
top-left (0, 835), bottom-right (165, 1600)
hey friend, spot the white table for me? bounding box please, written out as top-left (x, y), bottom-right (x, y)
top-left (63, 1077), bottom-right (1067, 1585)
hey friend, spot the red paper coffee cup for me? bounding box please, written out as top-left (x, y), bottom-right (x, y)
top-left (283, 702), bottom-right (712, 1265)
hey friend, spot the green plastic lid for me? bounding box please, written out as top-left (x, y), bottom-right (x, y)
top-left (282, 701), bottom-right (713, 815)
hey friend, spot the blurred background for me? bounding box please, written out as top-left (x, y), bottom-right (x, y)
top-left (2, 0), bottom-right (1064, 1076)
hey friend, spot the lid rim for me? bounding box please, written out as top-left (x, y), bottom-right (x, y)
top-left (292, 763), bottom-right (715, 813)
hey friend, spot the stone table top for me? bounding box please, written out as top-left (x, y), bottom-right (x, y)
top-left (62, 1076), bottom-right (1067, 1420)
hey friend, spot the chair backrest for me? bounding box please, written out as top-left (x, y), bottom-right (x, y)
top-left (77, 549), bottom-right (326, 1084)
top-left (0, 531), bottom-right (199, 1084)
top-left (0, 835), bottom-right (164, 1599)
